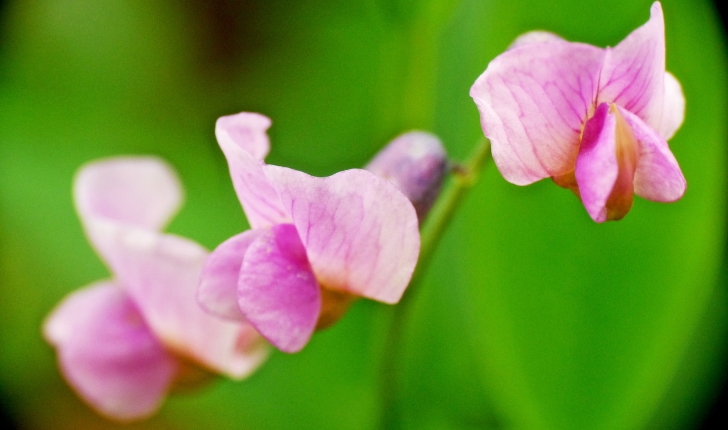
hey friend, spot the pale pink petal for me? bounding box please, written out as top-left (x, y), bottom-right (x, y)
top-left (215, 112), bottom-right (290, 229)
top-left (237, 224), bottom-right (321, 353)
top-left (264, 166), bottom-right (420, 304)
top-left (621, 108), bottom-right (686, 202)
top-left (197, 230), bottom-right (265, 321)
top-left (470, 41), bottom-right (604, 184)
top-left (657, 72), bottom-right (685, 140)
top-left (74, 157), bottom-right (183, 263)
top-left (365, 131), bottom-right (448, 220)
top-left (508, 31), bottom-right (565, 49)
top-left (104, 228), bottom-right (269, 378)
top-left (43, 282), bottom-right (178, 422)
top-left (74, 157), bottom-right (268, 377)
top-left (216, 112), bottom-right (272, 161)
top-left (597, 2), bottom-right (665, 129)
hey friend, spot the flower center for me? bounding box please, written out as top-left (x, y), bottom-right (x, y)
top-left (316, 287), bottom-right (357, 330)
top-left (604, 103), bottom-right (639, 221)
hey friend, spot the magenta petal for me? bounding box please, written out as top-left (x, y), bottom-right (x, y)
top-left (107, 230), bottom-right (269, 378)
top-left (621, 108), bottom-right (686, 202)
top-left (74, 157), bottom-right (183, 261)
top-left (215, 112), bottom-right (290, 229)
top-left (597, 2), bottom-right (665, 129)
top-left (264, 166), bottom-right (420, 304)
top-left (470, 40), bottom-right (604, 184)
top-left (575, 103), bottom-right (621, 222)
top-left (657, 72), bottom-right (685, 140)
top-left (198, 230), bottom-right (265, 321)
top-left (43, 282), bottom-right (178, 422)
top-left (237, 224), bottom-right (321, 353)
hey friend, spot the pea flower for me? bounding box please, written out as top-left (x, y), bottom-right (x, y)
top-left (197, 112), bottom-right (421, 353)
top-left (43, 157), bottom-right (268, 421)
top-left (470, 1), bottom-right (685, 222)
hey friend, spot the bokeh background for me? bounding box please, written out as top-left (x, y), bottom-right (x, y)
top-left (1, 0), bottom-right (727, 429)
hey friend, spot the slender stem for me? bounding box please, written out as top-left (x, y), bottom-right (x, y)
top-left (415, 137), bottom-right (491, 284)
top-left (378, 137), bottom-right (492, 430)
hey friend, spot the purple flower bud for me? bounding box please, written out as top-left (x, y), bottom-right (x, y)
top-left (366, 131), bottom-right (448, 220)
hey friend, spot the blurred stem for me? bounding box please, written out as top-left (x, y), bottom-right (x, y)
top-left (379, 137), bottom-right (492, 430)
top-left (374, 1), bottom-right (460, 134)
top-left (400, 0), bottom-right (460, 128)
top-left (400, 19), bottom-right (439, 129)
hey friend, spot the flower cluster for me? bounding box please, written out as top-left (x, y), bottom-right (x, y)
top-left (43, 1), bottom-right (686, 422)
top-left (44, 124), bottom-right (446, 419)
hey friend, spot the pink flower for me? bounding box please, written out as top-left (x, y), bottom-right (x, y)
top-left (197, 113), bottom-right (421, 353)
top-left (43, 157), bottom-right (269, 421)
top-left (470, 1), bottom-right (686, 222)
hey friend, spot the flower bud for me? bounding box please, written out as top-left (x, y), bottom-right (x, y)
top-left (365, 131), bottom-right (448, 220)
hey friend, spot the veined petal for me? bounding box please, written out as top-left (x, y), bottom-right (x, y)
top-left (43, 282), bottom-right (178, 422)
top-left (657, 72), bottom-right (685, 140)
top-left (106, 228), bottom-right (269, 379)
top-left (237, 224), bottom-right (321, 353)
top-left (365, 131), bottom-right (448, 220)
top-left (621, 108), bottom-right (686, 202)
top-left (597, 2), bottom-right (666, 129)
top-left (198, 230), bottom-right (265, 321)
top-left (216, 112), bottom-right (290, 229)
top-left (470, 41), bottom-right (604, 184)
top-left (264, 166), bottom-right (420, 304)
top-left (575, 103), bottom-right (638, 222)
top-left (74, 157), bottom-right (183, 263)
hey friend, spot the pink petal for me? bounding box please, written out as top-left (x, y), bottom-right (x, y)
top-left (237, 224), bottom-right (321, 353)
top-left (470, 40), bottom-right (604, 184)
top-left (43, 282), bottom-right (178, 422)
top-left (264, 166), bottom-right (420, 304)
top-left (73, 157), bottom-right (269, 377)
top-left (74, 157), bottom-right (183, 262)
top-left (575, 103), bottom-right (638, 223)
top-left (102, 228), bottom-right (269, 379)
top-left (621, 108), bottom-right (686, 202)
top-left (657, 71), bottom-right (685, 140)
top-left (365, 131), bottom-right (448, 220)
top-left (197, 229), bottom-right (265, 321)
top-left (597, 2), bottom-right (665, 129)
top-left (216, 112), bottom-right (272, 161)
top-left (215, 112), bottom-right (290, 229)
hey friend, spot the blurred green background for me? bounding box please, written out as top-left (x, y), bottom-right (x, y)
top-left (1, 0), bottom-right (727, 429)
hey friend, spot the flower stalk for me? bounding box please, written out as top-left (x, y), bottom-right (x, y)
top-left (379, 137), bottom-right (491, 430)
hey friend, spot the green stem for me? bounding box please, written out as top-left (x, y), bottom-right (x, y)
top-left (378, 137), bottom-right (492, 430)
top-left (415, 137), bottom-right (491, 283)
